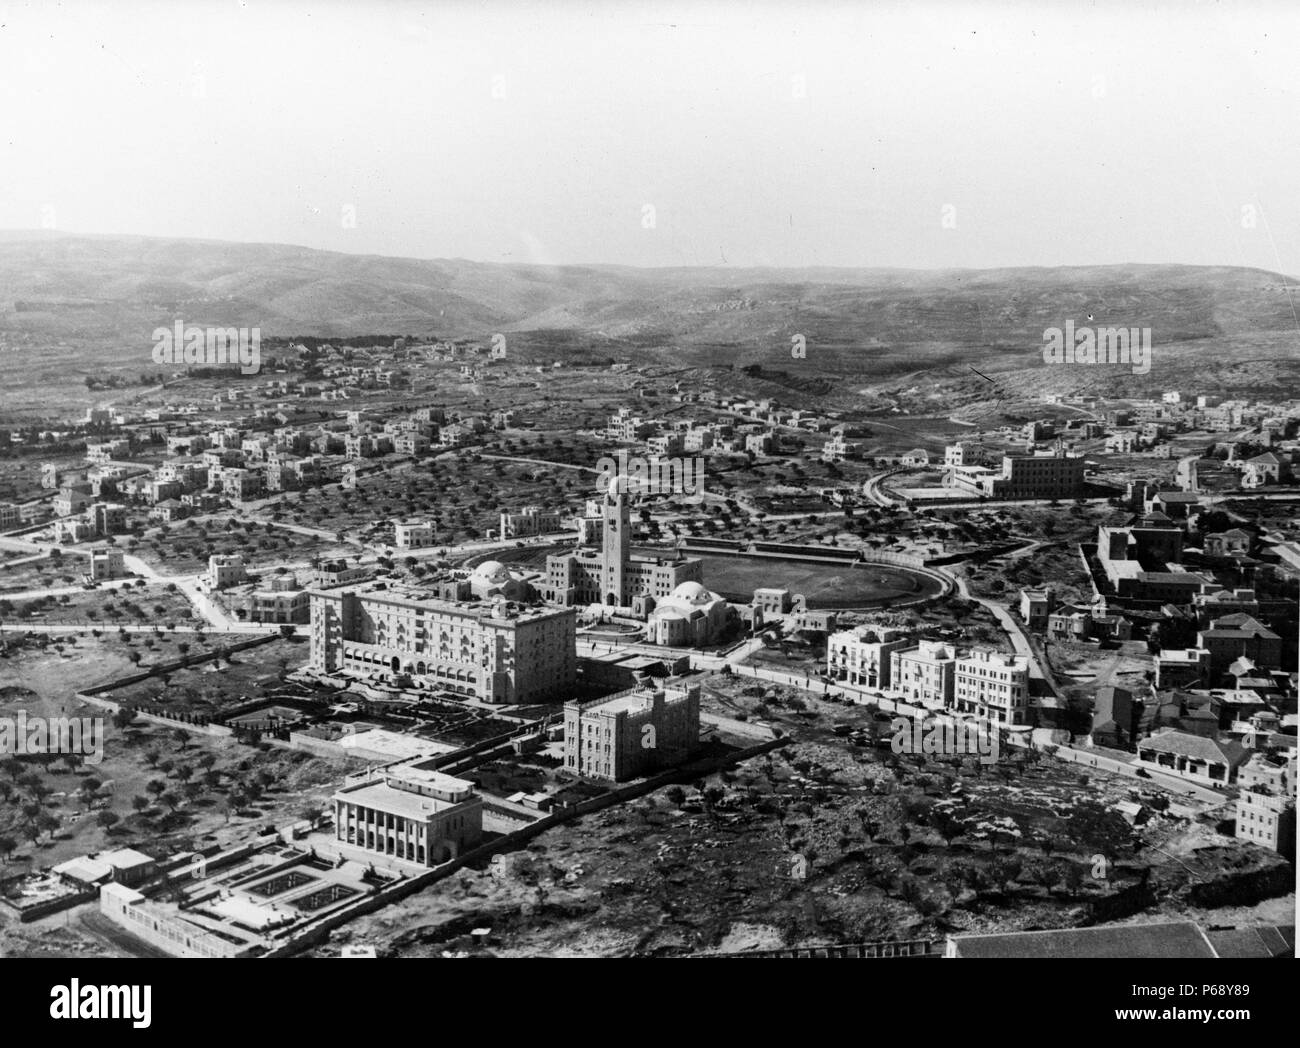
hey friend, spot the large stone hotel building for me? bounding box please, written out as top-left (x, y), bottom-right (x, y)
top-left (309, 586), bottom-right (576, 705)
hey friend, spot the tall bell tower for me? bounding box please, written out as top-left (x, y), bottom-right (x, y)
top-left (602, 475), bottom-right (631, 605)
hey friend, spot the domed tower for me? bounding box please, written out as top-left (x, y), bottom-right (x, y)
top-left (602, 474), bottom-right (634, 605)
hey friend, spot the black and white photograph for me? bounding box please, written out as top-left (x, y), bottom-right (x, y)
top-left (0, 0), bottom-right (1294, 1021)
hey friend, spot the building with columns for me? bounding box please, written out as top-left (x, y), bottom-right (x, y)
top-left (333, 764), bottom-right (482, 867)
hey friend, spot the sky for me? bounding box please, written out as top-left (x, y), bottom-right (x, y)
top-left (0, 0), bottom-right (1297, 275)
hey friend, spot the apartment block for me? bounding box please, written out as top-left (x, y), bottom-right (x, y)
top-left (953, 649), bottom-right (1030, 726)
top-left (889, 640), bottom-right (957, 708)
top-left (1234, 753), bottom-right (1297, 854)
top-left (826, 625), bottom-right (911, 690)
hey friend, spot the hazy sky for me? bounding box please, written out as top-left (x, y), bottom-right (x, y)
top-left (1, 0), bottom-right (1296, 274)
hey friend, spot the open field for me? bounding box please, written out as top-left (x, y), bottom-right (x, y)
top-left (691, 552), bottom-right (944, 608)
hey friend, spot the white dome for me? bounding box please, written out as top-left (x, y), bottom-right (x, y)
top-left (474, 560), bottom-right (510, 581)
top-left (671, 581), bottom-right (711, 604)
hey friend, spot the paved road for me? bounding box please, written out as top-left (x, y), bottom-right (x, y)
top-left (951, 572), bottom-right (1062, 700)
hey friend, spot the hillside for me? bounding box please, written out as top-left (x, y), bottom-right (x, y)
top-left (0, 231), bottom-right (1296, 410)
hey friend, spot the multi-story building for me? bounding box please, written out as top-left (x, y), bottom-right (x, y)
top-left (1155, 646), bottom-right (1210, 689)
top-left (243, 576), bottom-right (309, 624)
top-left (826, 625), bottom-right (911, 690)
top-left (752, 587), bottom-right (792, 616)
top-left (953, 650), bottom-right (1030, 726)
top-left (53, 517), bottom-right (94, 543)
top-left (87, 502), bottom-right (127, 536)
top-left (309, 586), bottom-right (576, 705)
top-left (333, 764), bottom-right (482, 866)
top-left (393, 432), bottom-right (430, 456)
top-left (682, 427), bottom-right (715, 453)
top-left (821, 434), bottom-right (862, 463)
top-left (1234, 753), bottom-right (1296, 854)
top-left (563, 681), bottom-right (700, 781)
top-left (1202, 529), bottom-right (1252, 558)
top-left (87, 546), bottom-right (125, 581)
top-left (221, 468), bottom-right (265, 501)
top-left (1019, 588), bottom-right (1053, 631)
top-left (53, 486), bottom-right (92, 517)
top-left (499, 505), bottom-right (563, 539)
top-left (889, 640), bottom-right (957, 708)
top-left (393, 520), bottom-right (435, 549)
top-left (1197, 614), bottom-right (1282, 682)
top-left (207, 554), bottom-right (247, 591)
top-left (646, 432), bottom-right (684, 457)
top-left (944, 443), bottom-right (970, 467)
top-left (952, 451), bottom-right (1084, 500)
top-left (606, 408), bottom-right (655, 442)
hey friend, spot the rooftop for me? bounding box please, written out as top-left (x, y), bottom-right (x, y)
top-left (1138, 730), bottom-right (1247, 765)
top-left (949, 921), bottom-right (1216, 959)
top-left (335, 781), bottom-right (465, 819)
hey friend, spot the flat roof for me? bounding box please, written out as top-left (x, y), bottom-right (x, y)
top-left (99, 848), bottom-right (154, 869)
top-left (950, 921), bottom-right (1216, 959)
top-left (310, 586), bottom-right (573, 624)
top-left (339, 729), bottom-right (456, 760)
top-left (579, 685), bottom-right (693, 716)
top-left (338, 781), bottom-right (464, 819)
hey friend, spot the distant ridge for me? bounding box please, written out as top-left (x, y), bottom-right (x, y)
top-left (0, 232), bottom-right (1296, 387)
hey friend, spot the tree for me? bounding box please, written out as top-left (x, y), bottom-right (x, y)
top-left (145, 778), bottom-right (167, 799)
top-left (37, 811), bottom-right (60, 841)
top-left (931, 809), bottom-right (963, 847)
top-left (159, 790), bottom-right (182, 813)
top-left (96, 810), bottom-right (120, 832)
top-left (131, 795), bottom-right (150, 813)
top-left (300, 805), bottom-right (324, 830)
top-left (0, 835), bottom-right (15, 864)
